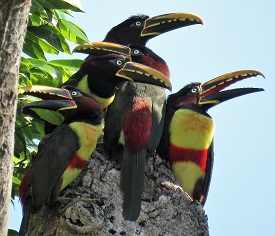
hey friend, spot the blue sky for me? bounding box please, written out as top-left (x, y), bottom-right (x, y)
top-left (10, 1), bottom-right (275, 235)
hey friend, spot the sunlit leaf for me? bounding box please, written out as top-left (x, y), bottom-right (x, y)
top-left (28, 26), bottom-right (63, 52)
top-left (12, 176), bottom-right (21, 185)
top-left (35, 0), bottom-right (84, 12)
top-left (30, 109), bottom-right (64, 125)
top-left (49, 59), bottom-right (83, 71)
top-left (59, 19), bottom-right (89, 43)
top-left (23, 37), bottom-right (46, 60)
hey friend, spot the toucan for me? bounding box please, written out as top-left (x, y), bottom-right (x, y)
top-left (73, 12), bottom-right (203, 221)
top-left (103, 13), bottom-right (203, 45)
top-left (61, 53), bottom-right (171, 110)
top-left (74, 42), bottom-right (170, 221)
top-left (157, 70), bottom-right (264, 205)
top-left (18, 85), bottom-right (104, 235)
top-left (103, 13), bottom-right (203, 221)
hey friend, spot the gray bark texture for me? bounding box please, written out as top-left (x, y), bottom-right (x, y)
top-left (27, 145), bottom-right (209, 236)
top-left (0, 0), bottom-right (31, 234)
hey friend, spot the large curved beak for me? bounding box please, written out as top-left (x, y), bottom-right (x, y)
top-left (18, 85), bottom-right (77, 114)
top-left (141, 12), bottom-right (203, 37)
top-left (116, 62), bottom-right (172, 91)
top-left (199, 70), bottom-right (265, 108)
top-left (73, 42), bottom-right (131, 57)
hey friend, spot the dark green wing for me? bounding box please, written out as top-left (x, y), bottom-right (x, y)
top-left (29, 124), bottom-right (79, 211)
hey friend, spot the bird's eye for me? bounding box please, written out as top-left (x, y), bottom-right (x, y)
top-left (135, 21), bottom-right (142, 27)
top-left (116, 59), bottom-right (123, 66)
top-left (133, 49), bottom-right (140, 55)
top-left (71, 91), bottom-right (80, 97)
top-left (191, 87), bottom-right (199, 93)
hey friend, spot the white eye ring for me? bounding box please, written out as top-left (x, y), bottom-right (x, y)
top-left (116, 59), bottom-right (123, 66)
top-left (191, 87), bottom-right (198, 93)
top-left (71, 91), bottom-right (78, 96)
top-left (135, 21), bottom-right (142, 27)
top-left (133, 49), bottom-right (140, 55)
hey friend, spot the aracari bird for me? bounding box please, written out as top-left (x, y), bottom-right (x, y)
top-left (157, 70), bottom-right (264, 205)
top-left (104, 13), bottom-right (203, 221)
top-left (74, 42), bottom-right (170, 221)
top-left (18, 86), bottom-right (104, 235)
top-left (103, 13), bottom-right (203, 45)
top-left (73, 12), bottom-right (203, 221)
top-left (62, 52), bottom-right (171, 110)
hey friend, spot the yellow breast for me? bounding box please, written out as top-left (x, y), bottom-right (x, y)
top-left (170, 109), bottom-right (215, 150)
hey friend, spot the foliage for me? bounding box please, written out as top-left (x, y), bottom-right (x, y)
top-left (13, 0), bottom-right (88, 208)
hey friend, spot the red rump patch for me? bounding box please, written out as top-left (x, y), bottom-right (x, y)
top-left (18, 168), bottom-right (32, 207)
top-left (68, 153), bottom-right (88, 170)
top-left (169, 144), bottom-right (208, 171)
top-left (122, 98), bottom-right (152, 152)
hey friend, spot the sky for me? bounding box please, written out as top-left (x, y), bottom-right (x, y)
top-left (9, 1), bottom-right (275, 235)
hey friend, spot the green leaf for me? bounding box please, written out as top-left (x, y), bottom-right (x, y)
top-left (8, 229), bottom-right (18, 236)
top-left (14, 132), bottom-right (27, 156)
top-left (42, 24), bottom-right (71, 54)
top-left (49, 59), bottom-right (83, 71)
top-left (27, 31), bottom-right (60, 55)
top-left (12, 176), bottom-right (21, 185)
top-left (28, 58), bottom-right (59, 76)
top-left (30, 0), bottom-right (48, 19)
top-left (59, 19), bottom-right (89, 43)
top-left (23, 37), bottom-right (46, 60)
top-left (30, 109), bottom-right (64, 125)
top-left (28, 26), bottom-right (63, 52)
top-left (35, 0), bottom-right (84, 12)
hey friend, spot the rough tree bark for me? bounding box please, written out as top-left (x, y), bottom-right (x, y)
top-left (27, 145), bottom-right (209, 236)
top-left (0, 0), bottom-right (31, 234)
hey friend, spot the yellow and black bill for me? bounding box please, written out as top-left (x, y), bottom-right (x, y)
top-left (141, 12), bottom-right (203, 37)
top-left (198, 70), bottom-right (265, 107)
top-left (116, 62), bottom-right (172, 91)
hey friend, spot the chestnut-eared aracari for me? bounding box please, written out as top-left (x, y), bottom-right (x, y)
top-left (157, 70), bottom-right (264, 205)
top-left (73, 12), bottom-right (203, 221)
top-left (103, 12), bottom-right (203, 221)
top-left (74, 42), bottom-right (170, 221)
top-left (104, 45), bottom-right (170, 221)
top-left (18, 86), bottom-right (104, 235)
top-left (62, 52), bottom-right (171, 110)
top-left (103, 13), bottom-right (203, 45)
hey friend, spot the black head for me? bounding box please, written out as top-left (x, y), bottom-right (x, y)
top-left (59, 86), bottom-right (103, 124)
top-left (129, 44), bottom-right (170, 78)
top-left (103, 13), bottom-right (203, 46)
top-left (78, 54), bottom-right (131, 99)
top-left (168, 70), bottom-right (264, 113)
top-left (104, 15), bottom-right (149, 45)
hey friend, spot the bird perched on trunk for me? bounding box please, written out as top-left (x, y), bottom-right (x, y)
top-left (73, 12), bottom-right (203, 221)
top-left (103, 45), bottom-right (170, 221)
top-left (104, 13), bottom-right (203, 221)
top-left (18, 85), bottom-right (104, 235)
top-left (157, 70), bottom-right (264, 205)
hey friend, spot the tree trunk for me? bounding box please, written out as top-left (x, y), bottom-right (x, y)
top-left (27, 145), bottom-right (209, 236)
top-left (0, 0), bottom-right (31, 234)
